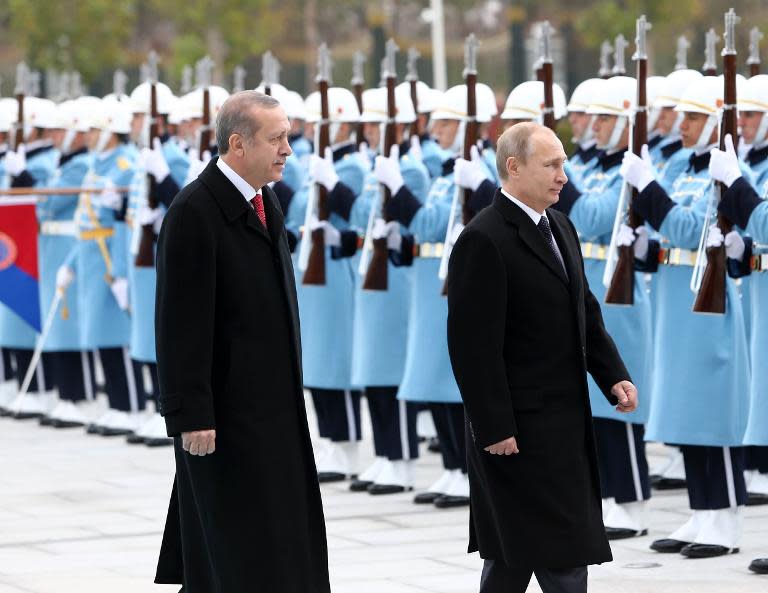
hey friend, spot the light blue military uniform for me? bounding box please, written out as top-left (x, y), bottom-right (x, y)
top-left (569, 152), bottom-right (653, 424)
top-left (37, 148), bottom-right (91, 352)
top-left (289, 134), bottom-right (312, 169)
top-left (569, 143), bottom-right (601, 187)
top-left (649, 137), bottom-right (693, 193)
top-left (75, 144), bottom-right (136, 350)
top-left (281, 154), bottom-right (305, 194)
top-left (289, 144), bottom-right (368, 389)
top-left (642, 158), bottom-right (753, 447)
top-left (125, 139), bottom-right (188, 363)
top-left (350, 150), bottom-right (430, 387)
top-left (420, 137), bottom-right (450, 180)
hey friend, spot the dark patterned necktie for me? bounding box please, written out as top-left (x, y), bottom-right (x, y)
top-left (250, 193), bottom-right (267, 228)
top-left (537, 216), bottom-right (566, 275)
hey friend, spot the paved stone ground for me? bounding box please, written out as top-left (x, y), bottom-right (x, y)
top-left (1, 396), bottom-right (767, 593)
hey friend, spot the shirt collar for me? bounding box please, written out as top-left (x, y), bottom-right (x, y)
top-left (501, 188), bottom-right (544, 226)
top-left (217, 156), bottom-right (258, 203)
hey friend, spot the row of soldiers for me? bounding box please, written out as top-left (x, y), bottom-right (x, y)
top-left (0, 19), bottom-right (767, 575)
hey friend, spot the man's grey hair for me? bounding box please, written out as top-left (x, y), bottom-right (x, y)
top-left (495, 122), bottom-right (554, 180)
top-left (216, 91), bottom-right (280, 155)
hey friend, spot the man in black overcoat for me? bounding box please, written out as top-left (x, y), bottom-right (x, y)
top-left (153, 91), bottom-right (330, 593)
top-left (447, 122), bottom-right (639, 593)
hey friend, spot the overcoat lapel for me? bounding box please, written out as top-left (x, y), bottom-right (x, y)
top-left (548, 209), bottom-right (587, 346)
top-left (492, 192), bottom-right (569, 285)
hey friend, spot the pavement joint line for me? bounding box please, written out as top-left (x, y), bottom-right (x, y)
top-left (0, 530), bottom-right (163, 549)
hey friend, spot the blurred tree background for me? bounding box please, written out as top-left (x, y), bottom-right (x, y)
top-left (0, 0), bottom-right (766, 99)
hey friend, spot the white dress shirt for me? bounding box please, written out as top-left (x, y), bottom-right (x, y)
top-left (217, 156), bottom-right (260, 205)
top-left (501, 188), bottom-right (566, 271)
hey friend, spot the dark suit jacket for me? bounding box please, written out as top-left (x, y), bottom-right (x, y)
top-left (447, 190), bottom-right (630, 570)
top-left (153, 159), bottom-right (330, 592)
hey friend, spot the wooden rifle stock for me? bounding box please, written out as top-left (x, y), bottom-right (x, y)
top-left (605, 57), bottom-right (648, 305)
top-left (693, 51), bottom-right (737, 314)
top-left (541, 62), bottom-right (556, 131)
top-left (14, 91), bottom-right (24, 149)
top-left (303, 79), bottom-right (331, 286)
top-left (353, 82), bottom-right (365, 150)
top-left (750, 63), bottom-right (761, 77)
top-left (363, 76), bottom-right (397, 291)
top-left (134, 81), bottom-right (160, 268)
top-left (409, 79), bottom-right (419, 139)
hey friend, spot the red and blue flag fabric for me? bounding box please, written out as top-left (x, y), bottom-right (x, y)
top-left (0, 198), bottom-right (41, 331)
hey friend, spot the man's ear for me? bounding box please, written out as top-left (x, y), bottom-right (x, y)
top-left (229, 133), bottom-right (243, 156)
top-left (506, 156), bottom-right (519, 179)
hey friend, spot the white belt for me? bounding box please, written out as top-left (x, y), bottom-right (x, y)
top-left (658, 247), bottom-right (698, 267)
top-left (40, 221), bottom-right (77, 236)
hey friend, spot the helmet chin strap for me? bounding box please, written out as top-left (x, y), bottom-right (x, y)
top-left (61, 129), bottom-right (77, 154)
top-left (574, 115), bottom-right (596, 146)
top-left (451, 120), bottom-right (466, 154)
top-left (600, 116), bottom-right (627, 151)
top-left (648, 108), bottom-right (661, 134)
top-left (753, 112), bottom-right (768, 146)
top-left (693, 114), bottom-right (718, 152)
top-left (95, 129), bottom-right (112, 153)
top-left (671, 111), bottom-right (685, 136)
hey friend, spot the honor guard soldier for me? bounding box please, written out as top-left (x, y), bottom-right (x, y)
top-left (349, 84), bottom-right (431, 494)
top-left (647, 69), bottom-right (703, 192)
top-left (75, 100), bottom-right (143, 436)
top-left (286, 86), bottom-right (369, 482)
top-left (708, 74), bottom-right (768, 504)
top-left (567, 79), bottom-right (604, 186)
top-left (124, 77), bottom-right (189, 446)
top-left (38, 99), bottom-right (99, 428)
top-left (1, 97), bottom-right (60, 419)
top-left (375, 84), bottom-right (497, 505)
top-left (621, 74), bottom-right (752, 558)
top-left (553, 76), bottom-right (654, 539)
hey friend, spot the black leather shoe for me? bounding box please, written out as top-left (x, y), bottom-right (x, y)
top-left (86, 422), bottom-right (103, 434)
top-left (434, 494), bottom-right (469, 509)
top-left (749, 558), bottom-right (768, 574)
top-left (51, 418), bottom-right (85, 429)
top-left (650, 538), bottom-right (690, 553)
top-left (368, 483), bottom-right (410, 495)
top-left (349, 479), bottom-right (373, 492)
top-left (427, 437), bottom-right (441, 453)
top-left (145, 436), bottom-right (173, 447)
top-left (414, 491), bottom-right (441, 504)
top-left (317, 471), bottom-right (347, 483)
top-left (680, 543), bottom-right (738, 558)
top-left (606, 527), bottom-right (648, 540)
top-left (650, 476), bottom-right (687, 490)
top-left (39, 416), bottom-right (54, 426)
top-left (101, 427), bottom-right (133, 437)
top-left (126, 433), bottom-right (146, 444)
top-left (746, 492), bottom-right (768, 506)
top-left (13, 410), bottom-right (44, 420)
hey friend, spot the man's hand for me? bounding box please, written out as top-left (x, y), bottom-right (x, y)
top-left (611, 380), bottom-right (638, 413)
top-left (182, 429), bottom-right (216, 456)
top-left (484, 436), bottom-right (519, 455)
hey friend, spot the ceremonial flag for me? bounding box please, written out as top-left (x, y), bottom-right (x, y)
top-left (0, 198), bottom-right (41, 331)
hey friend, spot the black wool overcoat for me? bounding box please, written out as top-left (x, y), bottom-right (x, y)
top-left (153, 159), bottom-right (330, 593)
top-left (447, 191), bottom-right (630, 570)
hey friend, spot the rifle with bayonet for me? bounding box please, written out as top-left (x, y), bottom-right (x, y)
top-left (262, 51), bottom-right (277, 96)
top-left (692, 8), bottom-right (740, 315)
top-left (605, 14), bottom-right (652, 305)
top-left (539, 21), bottom-right (556, 131)
top-left (599, 41), bottom-right (613, 79)
top-left (612, 34), bottom-right (628, 76)
top-left (675, 36), bottom-right (690, 71)
top-left (747, 27), bottom-right (763, 77)
top-left (13, 62), bottom-right (29, 150)
top-left (406, 48), bottom-right (421, 139)
top-left (351, 51), bottom-right (366, 150)
top-left (197, 56), bottom-right (214, 156)
top-left (361, 39), bottom-right (399, 292)
top-left (233, 65), bottom-right (246, 93)
top-left (135, 51), bottom-right (162, 268)
top-left (703, 28), bottom-right (721, 76)
top-left (438, 34), bottom-right (480, 293)
top-left (299, 44), bottom-right (333, 285)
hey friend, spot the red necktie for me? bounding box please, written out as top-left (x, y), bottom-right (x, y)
top-left (250, 193), bottom-right (267, 228)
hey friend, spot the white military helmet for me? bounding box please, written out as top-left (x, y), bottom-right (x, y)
top-left (166, 96), bottom-right (183, 125)
top-left (739, 74), bottom-right (768, 145)
top-left (395, 80), bottom-right (438, 114)
top-left (183, 85), bottom-right (231, 121)
top-left (359, 86), bottom-right (416, 124)
top-left (99, 99), bottom-right (133, 134)
top-left (304, 87), bottom-right (360, 123)
top-left (675, 75), bottom-right (722, 150)
top-left (129, 81), bottom-right (175, 115)
top-left (567, 78), bottom-right (604, 112)
top-left (74, 96), bottom-right (104, 129)
top-left (655, 69), bottom-right (703, 108)
top-left (431, 83), bottom-right (497, 123)
top-left (587, 76), bottom-right (636, 151)
top-left (0, 102), bottom-right (12, 133)
top-left (500, 80), bottom-right (567, 122)
top-left (56, 100), bottom-right (90, 132)
top-left (282, 90), bottom-right (307, 121)
top-left (25, 97), bottom-right (60, 129)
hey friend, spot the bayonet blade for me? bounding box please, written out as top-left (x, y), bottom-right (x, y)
top-left (612, 34), bottom-right (628, 74)
top-left (406, 47), bottom-right (420, 82)
top-left (383, 38), bottom-right (399, 79)
top-left (748, 27), bottom-right (764, 66)
top-left (722, 8), bottom-right (740, 56)
top-left (233, 65), bottom-right (246, 93)
top-left (351, 51), bottom-right (367, 86)
top-left (703, 28), bottom-right (721, 71)
top-left (113, 69), bottom-right (128, 96)
top-left (316, 43), bottom-right (333, 85)
top-left (675, 35), bottom-right (690, 70)
top-left (632, 15), bottom-right (652, 61)
top-left (599, 40), bottom-right (613, 77)
top-left (463, 33), bottom-right (479, 77)
top-left (14, 62), bottom-right (29, 95)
